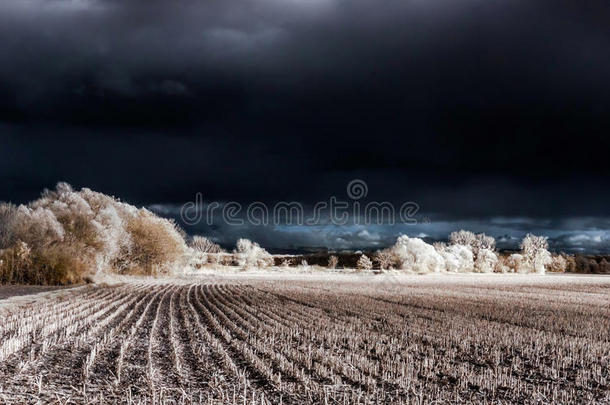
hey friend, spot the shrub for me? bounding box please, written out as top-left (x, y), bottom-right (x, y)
top-left (438, 244), bottom-right (474, 273)
top-left (507, 253), bottom-right (526, 273)
top-left (390, 236), bottom-right (445, 273)
top-left (356, 254), bottom-right (373, 271)
top-left (474, 248), bottom-right (498, 273)
top-left (520, 234), bottom-right (552, 274)
top-left (548, 254), bottom-right (567, 273)
top-left (123, 210), bottom-right (187, 276)
top-left (234, 239), bottom-right (273, 268)
top-left (449, 230), bottom-right (495, 259)
top-left (0, 242), bottom-right (90, 285)
top-left (374, 249), bottom-right (394, 270)
top-left (0, 183), bottom-right (189, 284)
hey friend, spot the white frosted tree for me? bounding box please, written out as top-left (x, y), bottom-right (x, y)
top-left (449, 230), bottom-right (496, 258)
top-left (449, 230), bottom-right (477, 249)
top-left (328, 255), bottom-right (339, 269)
top-left (357, 254), bottom-right (373, 271)
top-left (507, 253), bottom-right (525, 273)
top-left (390, 235), bottom-right (445, 273)
top-left (474, 248), bottom-right (498, 273)
top-left (520, 234), bottom-right (552, 274)
top-left (438, 244), bottom-right (474, 273)
top-left (234, 238), bottom-right (273, 268)
top-left (476, 233), bottom-right (496, 252)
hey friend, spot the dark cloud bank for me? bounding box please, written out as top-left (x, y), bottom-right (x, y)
top-left (1, 0), bottom-right (610, 252)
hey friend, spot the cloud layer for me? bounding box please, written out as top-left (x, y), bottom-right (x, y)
top-left (2, 0), bottom-right (610, 244)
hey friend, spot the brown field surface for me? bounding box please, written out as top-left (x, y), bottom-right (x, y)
top-left (0, 285), bottom-right (79, 301)
top-left (0, 273), bottom-right (608, 404)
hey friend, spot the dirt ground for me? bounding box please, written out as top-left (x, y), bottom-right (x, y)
top-left (0, 285), bottom-right (77, 300)
top-left (0, 274), bottom-right (607, 404)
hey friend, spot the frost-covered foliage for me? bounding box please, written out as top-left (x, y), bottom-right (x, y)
top-left (356, 254), bottom-right (373, 271)
top-left (506, 253), bottom-right (525, 273)
top-left (190, 236), bottom-right (224, 254)
top-left (449, 230), bottom-right (496, 257)
top-left (328, 255), bottom-right (339, 269)
top-left (375, 249), bottom-right (394, 270)
top-left (0, 183), bottom-right (188, 284)
top-left (379, 231), bottom-right (560, 274)
top-left (390, 236), bottom-right (445, 273)
top-left (449, 230), bottom-right (477, 250)
top-left (474, 248), bottom-right (498, 273)
top-left (447, 230), bottom-right (498, 273)
top-left (520, 234), bottom-right (552, 274)
top-left (548, 254), bottom-right (567, 273)
top-left (438, 244), bottom-right (474, 273)
top-left (234, 238), bottom-right (273, 268)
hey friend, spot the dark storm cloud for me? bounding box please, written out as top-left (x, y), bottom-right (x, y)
top-left (2, 0), bottom-right (610, 242)
top-left (148, 201), bottom-right (610, 253)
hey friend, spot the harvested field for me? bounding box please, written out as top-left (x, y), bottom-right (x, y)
top-left (0, 274), bottom-right (608, 404)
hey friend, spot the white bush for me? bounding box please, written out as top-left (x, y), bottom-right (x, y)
top-left (390, 236), bottom-right (445, 273)
top-left (548, 254), bottom-right (567, 273)
top-left (507, 253), bottom-right (525, 273)
top-left (438, 244), bottom-right (474, 273)
top-left (474, 248), bottom-right (498, 273)
top-left (357, 254), bottom-right (373, 270)
top-left (234, 238), bottom-right (273, 268)
top-left (520, 234), bottom-right (552, 274)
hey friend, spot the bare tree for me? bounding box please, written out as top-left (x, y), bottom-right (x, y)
top-left (375, 249), bottom-right (394, 270)
top-left (328, 255), bottom-right (339, 269)
top-left (190, 236), bottom-right (224, 254)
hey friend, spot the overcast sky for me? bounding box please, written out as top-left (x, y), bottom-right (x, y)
top-left (2, 0), bottom-right (610, 251)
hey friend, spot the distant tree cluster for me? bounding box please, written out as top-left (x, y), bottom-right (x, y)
top-left (0, 183), bottom-right (188, 284)
top-left (372, 231), bottom-right (561, 274)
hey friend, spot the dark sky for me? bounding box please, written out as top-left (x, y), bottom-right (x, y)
top-left (1, 0), bottom-right (610, 251)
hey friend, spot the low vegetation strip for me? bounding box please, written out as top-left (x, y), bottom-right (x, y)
top-left (0, 276), bottom-right (607, 404)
